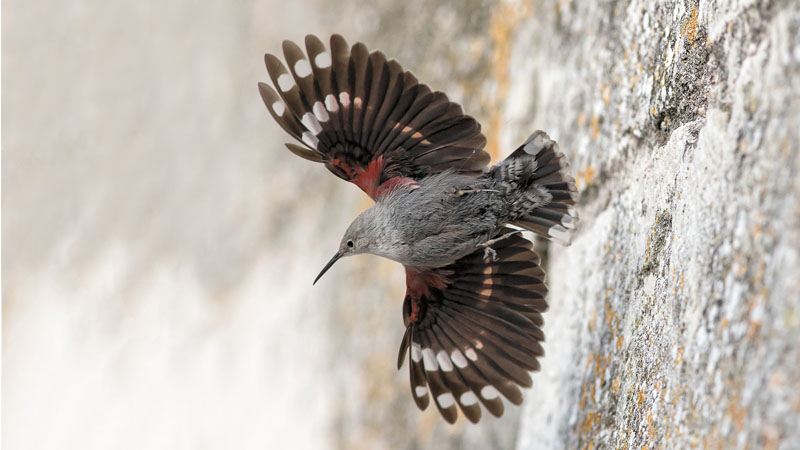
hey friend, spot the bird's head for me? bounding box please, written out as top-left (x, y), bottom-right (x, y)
top-left (313, 209), bottom-right (383, 284)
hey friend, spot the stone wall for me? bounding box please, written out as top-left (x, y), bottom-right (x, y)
top-left (504, 1), bottom-right (800, 448)
top-left (5, 0), bottom-right (797, 449)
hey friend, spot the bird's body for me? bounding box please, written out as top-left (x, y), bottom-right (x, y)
top-left (350, 172), bottom-right (500, 268)
top-left (259, 34), bottom-right (578, 423)
top-left (351, 167), bottom-right (553, 268)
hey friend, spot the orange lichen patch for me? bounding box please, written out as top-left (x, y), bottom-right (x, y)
top-left (612, 376), bottom-right (621, 393)
top-left (616, 334), bottom-right (624, 351)
top-left (637, 389), bottom-right (645, 407)
top-left (605, 300), bottom-right (616, 329)
top-left (602, 84), bottom-right (611, 105)
top-left (682, 7), bottom-right (700, 47)
top-left (728, 397), bottom-right (747, 431)
top-left (675, 345), bottom-right (684, 365)
top-left (579, 411), bottom-right (600, 435)
top-left (576, 165), bottom-right (597, 188)
top-left (594, 353), bottom-right (610, 378)
top-left (736, 261), bottom-right (748, 277)
top-left (577, 111), bottom-right (587, 126)
top-left (590, 114), bottom-right (600, 139)
top-left (487, 113), bottom-right (504, 159)
top-left (586, 351), bottom-right (595, 369)
top-left (486, 0), bottom-right (531, 159)
top-left (589, 308), bottom-right (597, 331)
top-left (719, 316), bottom-right (729, 330)
top-left (747, 320), bottom-right (762, 339)
top-left (763, 431), bottom-right (781, 450)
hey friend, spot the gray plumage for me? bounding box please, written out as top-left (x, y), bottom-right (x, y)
top-left (340, 154), bottom-right (554, 269)
top-left (259, 34), bottom-right (578, 424)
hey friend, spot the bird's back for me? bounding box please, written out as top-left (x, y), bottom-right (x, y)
top-left (374, 171), bottom-right (505, 268)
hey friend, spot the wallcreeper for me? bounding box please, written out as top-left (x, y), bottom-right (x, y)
top-left (258, 35), bottom-right (578, 423)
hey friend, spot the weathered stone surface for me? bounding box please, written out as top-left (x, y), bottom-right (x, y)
top-left (5, 0), bottom-right (797, 448)
top-left (504, 1), bottom-right (800, 448)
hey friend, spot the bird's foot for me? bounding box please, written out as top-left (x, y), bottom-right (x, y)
top-left (478, 230), bottom-right (522, 261)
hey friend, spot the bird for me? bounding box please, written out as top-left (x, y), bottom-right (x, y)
top-left (258, 34), bottom-right (578, 424)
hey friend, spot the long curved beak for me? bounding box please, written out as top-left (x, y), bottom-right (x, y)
top-left (313, 252), bottom-right (342, 285)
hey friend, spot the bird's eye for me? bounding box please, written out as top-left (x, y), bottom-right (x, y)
top-left (346, 239), bottom-right (354, 248)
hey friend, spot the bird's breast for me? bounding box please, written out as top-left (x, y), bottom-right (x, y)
top-left (379, 175), bottom-right (503, 268)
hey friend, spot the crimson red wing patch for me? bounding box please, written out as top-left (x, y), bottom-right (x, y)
top-left (398, 228), bottom-right (547, 423)
top-left (258, 34), bottom-right (490, 200)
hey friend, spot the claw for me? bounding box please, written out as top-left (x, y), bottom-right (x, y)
top-left (483, 246), bottom-right (498, 261)
top-left (478, 230), bottom-right (522, 261)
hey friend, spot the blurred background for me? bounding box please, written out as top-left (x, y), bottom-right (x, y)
top-left (3, 0), bottom-right (531, 448)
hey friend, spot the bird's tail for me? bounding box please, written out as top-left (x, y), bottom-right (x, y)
top-left (488, 131), bottom-right (579, 245)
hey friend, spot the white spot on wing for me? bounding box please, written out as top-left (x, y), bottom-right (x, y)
top-left (324, 94), bottom-right (339, 112)
top-left (312, 102), bottom-right (330, 122)
top-left (353, 97), bottom-right (363, 108)
top-left (460, 392), bottom-right (478, 406)
top-left (561, 215), bottom-right (575, 228)
top-left (411, 343), bottom-right (422, 362)
top-left (548, 224), bottom-right (572, 244)
top-left (436, 393), bottom-right (455, 408)
top-left (294, 59), bottom-right (311, 77)
top-left (271, 101), bottom-right (285, 116)
top-left (301, 132), bottom-right (318, 149)
top-left (480, 385), bottom-right (500, 400)
top-left (436, 351), bottom-right (454, 372)
top-left (277, 73), bottom-right (294, 92)
top-left (451, 350), bottom-right (468, 368)
top-left (339, 92), bottom-right (350, 108)
top-left (523, 132), bottom-right (549, 155)
top-left (474, 340), bottom-right (484, 350)
top-left (414, 386), bottom-right (428, 398)
top-left (314, 51), bottom-right (332, 68)
top-left (422, 348), bottom-right (438, 371)
top-left (465, 348), bottom-right (478, 361)
top-left (567, 205), bottom-right (578, 217)
top-left (301, 113), bottom-right (322, 135)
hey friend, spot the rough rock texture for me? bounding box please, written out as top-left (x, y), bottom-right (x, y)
top-left (504, 1), bottom-right (800, 448)
top-left (311, 1), bottom-right (800, 448)
top-left (5, 0), bottom-right (798, 449)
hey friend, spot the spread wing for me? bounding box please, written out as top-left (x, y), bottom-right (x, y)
top-left (258, 34), bottom-right (490, 200)
top-left (397, 228), bottom-right (547, 423)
